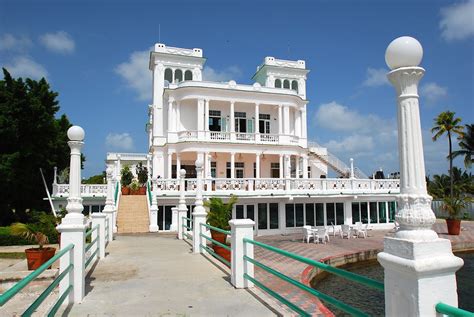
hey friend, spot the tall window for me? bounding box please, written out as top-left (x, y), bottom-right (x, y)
top-left (271, 163), bottom-right (280, 178)
top-left (184, 70), bottom-right (193, 81)
top-left (209, 110), bottom-right (222, 131)
top-left (283, 79), bottom-right (290, 89)
top-left (164, 68), bottom-right (173, 83)
top-left (226, 162), bottom-right (244, 178)
top-left (259, 114), bottom-right (271, 134)
top-left (235, 112), bottom-right (247, 133)
top-left (275, 79), bottom-right (282, 88)
top-left (174, 69), bottom-right (183, 82)
top-left (291, 80), bottom-right (298, 92)
top-left (210, 162), bottom-right (217, 178)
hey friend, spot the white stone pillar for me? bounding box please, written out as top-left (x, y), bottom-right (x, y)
top-left (279, 154), bottom-right (283, 178)
top-left (255, 153), bottom-right (261, 179)
top-left (197, 99), bottom-right (204, 132)
top-left (167, 152), bottom-right (173, 179)
top-left (102, 165), bottom-right (115, 242)
top-left (377, 37), bottom-right (463, 317)
top-left (176, 153), bottom-right (181, 179)
top-left (91, 213), bottom-right (106, 259)
top-left (192, 159), bottom-right (207, 254)
top-left (170, 207), bottom-right (178, 232)
top-left (230, 101), bottom-right (235, 141)
top-left (302, 156), bottom-right (308, 179)
top-left (284, 155), bottom-right (291, 190)
top-left (152, 152), bottom-right (159, 179)
top-left (230, 152), bottom-right (235, 179)
top-left (177, 169), bottom-right (188, 240)
top-left (230, 219), bottom-right (255, 289)
top-left (204, 99), bottom-right (210, 132)
top-left (295, 109), bottom-right (301, 138)
top-left (295, 156), bottom-right (300, 178)
top-left (149, 176), bottom-right (159, 232)
top-left (176, 101), bottom-right (181, 131)
top-left (278, 104), bottom-right (282, 135)
top-left (57, 126), bottom-right (87, 304)
top-left (283, 105), bottom-right (290, 135)
top-left (301, 108), bottom-right (307, 139)
top-left (167, 99), bottom-right (174, 133)
top-left (350, 158), bottom-right (355, 179)
top-left (255, 103), bottom-right (260, 142)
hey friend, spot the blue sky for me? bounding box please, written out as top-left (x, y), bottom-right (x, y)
top-left (1, 0), bottom-right (473, 178)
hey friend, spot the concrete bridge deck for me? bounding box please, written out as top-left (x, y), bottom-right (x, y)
top-left (62, 234), bottom-right (276, 316)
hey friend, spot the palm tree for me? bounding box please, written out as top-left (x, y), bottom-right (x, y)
top-left (451, 124), bottom-right (473, 169)
top-left (431, 111), bottom-right (464, 198)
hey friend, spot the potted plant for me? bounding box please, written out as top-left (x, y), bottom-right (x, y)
top-left (10, 223), bottom-right (56, 270)
top-left (129, 180), bottom-right (140, 195)
top-left (136, 162), bottom-right (148, 195)
top-left (204, 195), bottom-right (237, 262)
top-left (441, 195), bottom-right (472, 235)
top-left (121, 166), bottom-right (133, 195)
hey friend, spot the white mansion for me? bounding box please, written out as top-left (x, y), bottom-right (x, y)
top-left (52, 43), bottom-right (400, 235)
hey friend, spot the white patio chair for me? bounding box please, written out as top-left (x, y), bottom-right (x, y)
top-left (357, 224), bottom-right (368, 238)
top-left (302, 226), bottom-right (315, 243)
top-left (341, 224), bottom-right (352, 239)
top-left (316, 228), bottom-right (329, 244)
top-left (353, 222), bottom-right (362, 237)
top-left (330, 222), bottom-right (340, 237)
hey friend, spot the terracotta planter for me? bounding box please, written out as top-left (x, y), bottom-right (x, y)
top-left (446, 219), bottom-right (461, 235)
top-left (121, 187), bottom-right (130, 195)
top-left (210, 230), bottom-right (231, 264)
top-left (130, 188), bottom-right (140, 195)
top-left (25, 247), bottom-right (56, 270)
top-left (139, 187), bottom-right (146, 195)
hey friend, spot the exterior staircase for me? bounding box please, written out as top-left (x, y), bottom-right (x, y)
top-left (307, 141), bottom-right (368, 178)
top-left (116, 195), bottom-right (149, 233)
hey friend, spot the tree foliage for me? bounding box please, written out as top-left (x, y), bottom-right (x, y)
top-left (427, 167), bottom-right (474, 199)
top-left (0, 68), bottom-right (75, 225)
top-left (82, 171), bottom-right (106, 184)
top-left (204, 195), bottom-right (238, 230)
top-left (451, 123), bottom-right (473, 169)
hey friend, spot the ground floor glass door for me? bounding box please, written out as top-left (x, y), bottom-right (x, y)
top-left (158, 205), bottom-right (173, 231)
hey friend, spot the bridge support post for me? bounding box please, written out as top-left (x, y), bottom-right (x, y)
top-left (57, 126), bottom-right (87, 304)
top-left (230, 219), bottom-right (255, 288)
top-left (377, 37), bottom-right (463, 316)
top-left (177, 169), bottom-right (188, 240)
top-left (91, 213), bottom-right (106, 259)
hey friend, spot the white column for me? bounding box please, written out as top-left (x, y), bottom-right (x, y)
top-left (230, 219), bottom-right (255, 288)
top-left (230, 152), bottom-right (235, 179)
top-left (283, 105), bottom-right (290, 134)
top-left (295, 156), bottom-right (300, 178)
top-left (350, 158), bottom-right (355, 179)
top-left (278, 104), bottom-right (282, 135)
top-left (152, 152), bottom-right (159, 179)
top-left (193, 159), bottom-right (206, 254)
top-left (301, 108), bottom-right (307, 139)
top-left (177, 169), bottom-right (188, 239)
top-left (91, 213), bottom-right (106, 259)
top-left (167, 152), bottom-right (173, 179)
top-left (176, 101), bottom-right (181, 131)
top-left (284, 155), bottom-right (291, 190)
top-left (170, 207), bottom-right (178, 231)
top-left (295, 109), bottom-right (301, 137)
top-left (102, 165), bottom-right (115, 242)
top-left (149, 176), bottom-right (159, 232)
top-left (204, 99), bottom-right (210, 132)
top-left (57, 126), bottom-right (87, 304)
top-left (230, 101), bottom-right (235, 141)
top-left (377, 37), bottom-right (463, 317)
top-left (167, 99), bottom-right (174, 133)
top-left (255, 153), bottom-right (261, 179)
top-left (302, 156), bottom-right (308, 179)
top-left (176, 153), bottom-right (181, 179)
top-left (279, 154), bottom-right (283, 178)
top-left (255, 103), bottom-right (260, 142)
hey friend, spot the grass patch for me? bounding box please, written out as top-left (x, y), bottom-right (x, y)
top-left (0, 252), bottom-right (26, 259)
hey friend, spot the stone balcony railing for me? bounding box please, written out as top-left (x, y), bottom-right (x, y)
top-left (154, 178), bottom-right (400, 196)
top-left (175, 130), bottom-right (304, 146)
top-left (53, 184), bottom-right (108, 197)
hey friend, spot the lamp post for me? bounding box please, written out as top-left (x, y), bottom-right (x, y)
top-left (377, 36), bottom-right (463, 316)
top-left (57, 125), bottom-right (88, 304)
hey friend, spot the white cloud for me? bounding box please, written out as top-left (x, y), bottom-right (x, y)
top-left (362, 67), bottom-right (389, 87)
top-left (420, 82), bottom-right (448, 105)
top-left (115, 48), bottom-right (150, 101)
top-left (325, 134), bottom-right (375, 153)
top-left (39, 31), bottom-right (75, 54)
top-left (440, 0), bottom-right (474, 41)
top-left (0, 34), bottom-right (32, 52)
top-left (3, 56), bottom-right (48, 79)
top-left (202, 66), bottom-right (242, 82)
top-left (105, 133), bottom-right (134, 151)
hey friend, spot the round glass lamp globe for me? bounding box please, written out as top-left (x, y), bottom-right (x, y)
top-left (385, 36), bottom-right (423, 70)
top-left (67, 125), bottom-right (85, 141)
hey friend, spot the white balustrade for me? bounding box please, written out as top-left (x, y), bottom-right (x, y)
top-left (209, 131), bottom-right (230, 141)
top-left (55, 184), bottom-right (108, 196)
top-left (259, 134), bottom-right (279, 143)
top-left (177, 130), bottom-right (198, 141)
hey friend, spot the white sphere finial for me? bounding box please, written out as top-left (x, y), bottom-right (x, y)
top-left (179, 169), bottom-right (186, 177)
top-left (385, 36), bottom-right (423, 70)
top-left (67, 125), bottom-right (85, 141)
top-left (195, 159), bottom-right (203, 168)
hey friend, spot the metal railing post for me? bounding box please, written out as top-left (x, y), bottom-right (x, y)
top-left (91, 213), bottom-right (106, 259)
top-left (230, 219), bottom-right (255, 288)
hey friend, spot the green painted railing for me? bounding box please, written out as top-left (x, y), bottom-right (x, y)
top-left (199, 223), bottom-right (231, 267)
top-left (182, 217), bottom-right (193, 240)
top-left (436, 302), bottom-right (474, 317)
top-left (114, 182), bottom-right (119, 206)
top-left (243, 238), bottom-right (384, 316)
top-left (85, 224), bottom-right (99, 269)
top-left (147, 181), bottom-right (152, 205)
top-left (0, 243), bottom-right (74, 316)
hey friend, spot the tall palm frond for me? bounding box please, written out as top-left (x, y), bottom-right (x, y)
top-left (451, 124), bottom-right (473, 169)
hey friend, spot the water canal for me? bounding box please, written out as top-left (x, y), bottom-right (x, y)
top-left (312, 252), bottom-right (473, 316)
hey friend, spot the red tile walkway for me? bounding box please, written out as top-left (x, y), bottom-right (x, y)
top-left (253, 220), bottom-right (474, 316)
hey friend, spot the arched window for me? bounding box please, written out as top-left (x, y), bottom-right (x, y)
top-left (291, 80), bottom-right (298, 92)
top-left (184, 70), bottom-right (193, 81)
top-left (174, 69), bottom-right (183, 83)
top-left (164, 68), bottom-right (173, 83)
top-left (275, 79), bottom-right (282, 88)
top-left (283, 80), bottom-right (290, 89)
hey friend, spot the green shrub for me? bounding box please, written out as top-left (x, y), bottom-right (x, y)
top-left (0, 227), bottom-right (31, 246)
